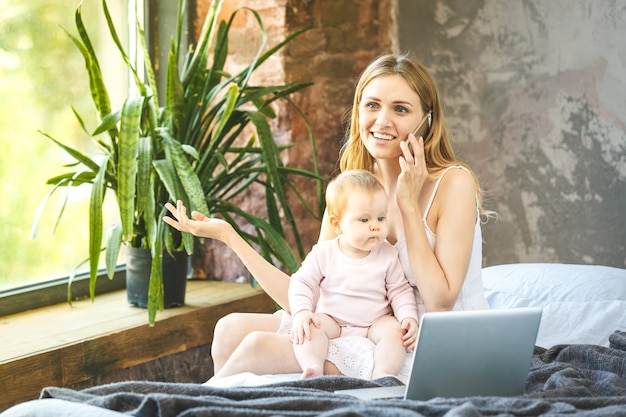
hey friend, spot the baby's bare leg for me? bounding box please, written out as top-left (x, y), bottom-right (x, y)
top-left (367, 315), bottom-right (406, 379)
top-left (293, 313), bottom-right (341, 379)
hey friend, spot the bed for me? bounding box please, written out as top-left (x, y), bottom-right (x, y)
top-left (2, 263), bottom-right (625, 417)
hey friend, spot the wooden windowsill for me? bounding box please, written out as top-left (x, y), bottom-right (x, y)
top-left (0, 280), bottom-right (275, 411)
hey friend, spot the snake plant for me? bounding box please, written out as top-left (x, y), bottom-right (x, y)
top-left (32, 0), bottom-right (323, 325)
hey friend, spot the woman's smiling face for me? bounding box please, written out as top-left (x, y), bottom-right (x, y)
top-left (358, 74), bottom-right (424, 162)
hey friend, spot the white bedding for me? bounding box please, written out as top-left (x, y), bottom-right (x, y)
top-left (206, 263), bottom-right (626, 388)
top-left (483, 263), bottom-right (626, 348)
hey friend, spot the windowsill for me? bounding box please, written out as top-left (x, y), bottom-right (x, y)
top-left (0, 280), bottom-right (275, 411)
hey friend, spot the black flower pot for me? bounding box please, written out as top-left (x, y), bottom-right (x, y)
top-left (124, 246), bottom-right (188, 308)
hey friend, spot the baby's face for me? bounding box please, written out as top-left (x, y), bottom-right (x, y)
top-left (336, 188), bottom-right (388, 257)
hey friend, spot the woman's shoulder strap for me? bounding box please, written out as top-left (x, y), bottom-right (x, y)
top-left (422, 165), bottom-right (469, 220)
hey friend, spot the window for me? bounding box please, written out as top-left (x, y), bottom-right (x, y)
top-left (0, 1), bottom-right (131, 295)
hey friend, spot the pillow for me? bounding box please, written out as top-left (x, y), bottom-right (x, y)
top-left (482, 263), bottom-right (626, 348)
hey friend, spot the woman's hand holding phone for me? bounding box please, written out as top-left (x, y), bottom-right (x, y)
top-left (397, 112), bottom-right (431, 210)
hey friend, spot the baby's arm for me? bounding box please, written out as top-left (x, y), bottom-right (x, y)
top-left (385, 252), bottom-right (419, 323)
top-left (288, 250), bottom-right (322, 315)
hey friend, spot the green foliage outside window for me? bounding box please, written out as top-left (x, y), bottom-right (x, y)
top-left (0, 0), bottom-right (127, 291)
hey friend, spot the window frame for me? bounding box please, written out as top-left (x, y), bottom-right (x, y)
top-left (0, 270), bottom-right (126, 317)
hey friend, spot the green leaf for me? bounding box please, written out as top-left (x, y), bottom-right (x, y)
top-left (153, 159), bottom-right (184, 203)
top-left (286, 96), bottom-right (326, 217)
top-left (39, 130), bottom-right (102, 174)
top-left (144, 172), bottom-right (158, 251)
top-left (222, 7), bottom-right (267, 90)
top-left (105, 223), bottom-right (123, 279)
top-left (118, 96), bottom-right (145, 241)
top-left (89, 155), bottom-right (110, 300)
top-left (161, 131), bottom-right (209, 216)
top-left (51, 170), bottom-right (87, 234)
top-left (92, 108), bottom-right (122, 136)
top-left (137, 17), bottom-right (159, 111)
top-left (71, 105), bottom-right (90, 136)
top-left (212, 84), bottom-right (239, 142)
top-left (136, 136), bottom-right (153, 218)
top-left (265, 187), bottom-right (283, 236)
top-left (102, 0), bottom-right (145, 94)
top-left (70, 4), bottom-right (117, 140)
top-left (147, 220), bottom-right (166, 325)
top-left (165, 41), bottom-right (184, 133)
top-left (182, 0), bottom-right (222, 86)
top-left (218, 200), bottom-right (300, 273)
top-left (248, 111), bottom-right (283, 202)
top-left (181, 144), bottom-right (200, 160)
top-left (29, 179), bottom-right (70, 239)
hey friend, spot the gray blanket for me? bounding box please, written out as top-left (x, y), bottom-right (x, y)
top-left (8, 331), bottom-right (626, 417)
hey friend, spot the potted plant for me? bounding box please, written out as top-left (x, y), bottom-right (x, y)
top-left (32, 0), bottom-right (323, 325)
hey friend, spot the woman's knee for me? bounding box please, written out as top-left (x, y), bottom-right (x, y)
top-left (213, 314), bottom-right (242, 349)
top-left (212, 312), bottom-right (282, 371)
top-left (212, 313), bottom-right (247, 363)
top-left (214, 312), bottom-right (242, 336)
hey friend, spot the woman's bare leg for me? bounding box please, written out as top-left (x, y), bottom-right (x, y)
top-left (211, 312), bottom-right (281, 374)
top-left (324, 359), bottom-right (341, 376)
top-left (368, 315), bottom-right (406, 379)
top-left (212, 330), bottom-right (344, 380)
top-left (212, 331), bottom-right (300, 379)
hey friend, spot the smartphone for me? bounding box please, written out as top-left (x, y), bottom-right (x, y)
top-left (412, 111), bottom-right (432, 140)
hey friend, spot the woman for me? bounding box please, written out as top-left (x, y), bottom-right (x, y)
top-left (164, 53), bottom-right (492, 380)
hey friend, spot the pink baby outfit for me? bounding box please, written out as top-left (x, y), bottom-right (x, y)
top-left (288, 237), bottom-right (418, 337)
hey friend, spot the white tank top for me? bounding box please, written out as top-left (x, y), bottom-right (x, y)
top-left (394, 166), bottom-right (490, 317)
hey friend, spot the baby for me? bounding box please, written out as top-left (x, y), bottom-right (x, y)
top-left (289, 170), bottom-right (418, 379)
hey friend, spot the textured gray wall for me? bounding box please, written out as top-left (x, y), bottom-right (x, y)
top-left (398, 0), bottom-right (626, 268)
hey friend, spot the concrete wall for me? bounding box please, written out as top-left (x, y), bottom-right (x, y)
top-left (398, 0), bottom-right (626, 268)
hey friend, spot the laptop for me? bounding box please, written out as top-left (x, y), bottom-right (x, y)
top-left (335, 307), bottom-right (542, 400)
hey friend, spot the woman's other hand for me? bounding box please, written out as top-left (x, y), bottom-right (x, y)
top-left (163, 200), bottom-right (232, 240)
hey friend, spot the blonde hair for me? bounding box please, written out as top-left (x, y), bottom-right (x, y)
top-left (325, 170), bottom-right (385, 220)
top-left (338, 53), bottom-right (491, 217)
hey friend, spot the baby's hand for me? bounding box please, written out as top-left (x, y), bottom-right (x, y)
top-left (291, 310), bottom-right (319, 344)
top-left (401, 317), bottom-right (419, 352)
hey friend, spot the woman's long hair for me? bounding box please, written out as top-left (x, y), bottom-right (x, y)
top-left (339, 53), bottom-right (492, 217)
